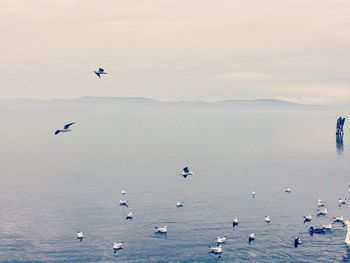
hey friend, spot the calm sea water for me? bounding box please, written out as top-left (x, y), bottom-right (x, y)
top-left (0, 101), bottom-right (349, 262)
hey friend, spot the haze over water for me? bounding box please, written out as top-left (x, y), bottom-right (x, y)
top-left (0, 99), bottom-right (349, 262)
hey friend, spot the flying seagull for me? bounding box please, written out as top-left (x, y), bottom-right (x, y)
top-left (180, 167), bottom-right (194, 178)
top-left (119, 200), bottom-right (128, 207)
top-left (55, 122), bottom-right (75, 135)
top-left (94, 68), bottom-right (107, 78)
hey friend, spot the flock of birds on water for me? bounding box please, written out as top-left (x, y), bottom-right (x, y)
top-left (53, 71), bottom-right (350, 258)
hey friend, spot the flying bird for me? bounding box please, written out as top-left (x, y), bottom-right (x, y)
top-left (119, 200), bottom-right (128, 207)
top-left (180, 167), bottom-right (194, 178)
top-left (94, 68), bottom-right (107, 78)
top-left (55, 122), bottom-right (75, 135)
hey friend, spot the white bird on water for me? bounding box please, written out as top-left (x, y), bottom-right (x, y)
top-left (304, 214), bottom-right (312, 223)
top-left (317, 208), bottom-right (328, 216)
top-left (318, 199), bottom-right (326, 207)
top-left (232, 217), bottom-right (239, 227)
top-left (94, 68), bottom-right (107, 78)
top-left (113, 241), bottom-right (124, 251)
top-left (208, 244), bottom-right (222, 254)
top-left (248, 233), bottom-right (255, 244)
top-left (121, 190), bottom-right (126, 195)
top-left (76, 231), bottom-right (84, 241)
top-left (339, 198), bottom-right (347, 206)
top-left (126, 212), bottom-right (133, 220)
top-left (252, 191), bottom-right (256, 198)
top-left (155, 225), bottom-right (167, 233)
top-left (265, 216), bottom-right (271, 223)
top-left (216, 236), bottom-right (227, 244)
top-left (55, 122), bottom-right (75, 135)
top-left (333, 215), bottom-right (344, 223)
top-left (180, 167), bottom-right (194, 178)
top-left (285, 187), bottom-right (291, 194)
top-left (176, 202), bottom-right (184, 208)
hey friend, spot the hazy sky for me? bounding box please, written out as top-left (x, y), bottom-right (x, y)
top-left (1, 0), bottom-right (350, 104)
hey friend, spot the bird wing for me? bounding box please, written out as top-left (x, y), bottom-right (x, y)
top-left (99, 68), bottom-right (104, 72)
top-left (55, 130), bottom-right (61, 135)
top-left (95, 72), bottom-right (101, 78)
top-left (64, 122), bottom-right (75, 129)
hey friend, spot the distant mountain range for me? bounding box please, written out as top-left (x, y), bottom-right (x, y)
top-left (69, 96), bottom-right (321, 108)
top-left (0, 96), bottom-right (325, 108)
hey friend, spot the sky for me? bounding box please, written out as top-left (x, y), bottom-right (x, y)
top-left (1, 0), bottom-right (350, 105)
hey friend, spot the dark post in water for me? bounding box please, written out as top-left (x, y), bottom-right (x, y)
top-left (336, 117), bottom-right (346, 135)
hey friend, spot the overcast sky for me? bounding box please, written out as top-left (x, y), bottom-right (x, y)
top-left (1, 0), bottom-right (350, 104)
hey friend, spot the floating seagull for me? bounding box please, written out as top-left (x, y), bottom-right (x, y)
top-left (176, 201), bottom-right (184, 208)
top-left (304, 214), bottom-right (312, 224)
top-left (285, 187), bottom-right (291, 194)
top-left (333, 215), bottom-right (344, 223)
top-left (181, 167), bottom-right (194, 178)
top-left (55, 122), bottom-right (75, 135)
top-left (248, 233), bottom-right (255, 244)
top-left (308, 226), bottom-right (326, 235)
top-left (344, 220), bottom-right (350, 245)
top-left (126, 212), bottom-right (133, 220)
top-left (294, 237), bottom-right (302, 248)
top-left (265, 216), bottom-right (271, 223)
top-left (119, 200), bottom-right (128, 207)
top-left (232, 217), bottom-right (239, 227)
top-left (252, 191), bottom-right (256, 199)
top-left (317, 208), bottom-right (327, 216)
top-left (318, 199), bottom-right (326, 207)
top-left (76, 231), bottom-right (84, 241)
top-left (121, 190), bottom-right (126, 195)
top-left (155, 225), bottom-right (167, 234)
top-left (94, 68), bottom-right (107, 78)
top-left (339, 198), bottom-right (347, 206)
top-left (113, 241), bottom-right (124, 252)
top-left (216, 236), bottom-right (227, 244)
top-left (208, 244), bottom-right (222, 254)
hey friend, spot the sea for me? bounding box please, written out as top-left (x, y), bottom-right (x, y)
top-left (0, 99), bottom-right (349, 262)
